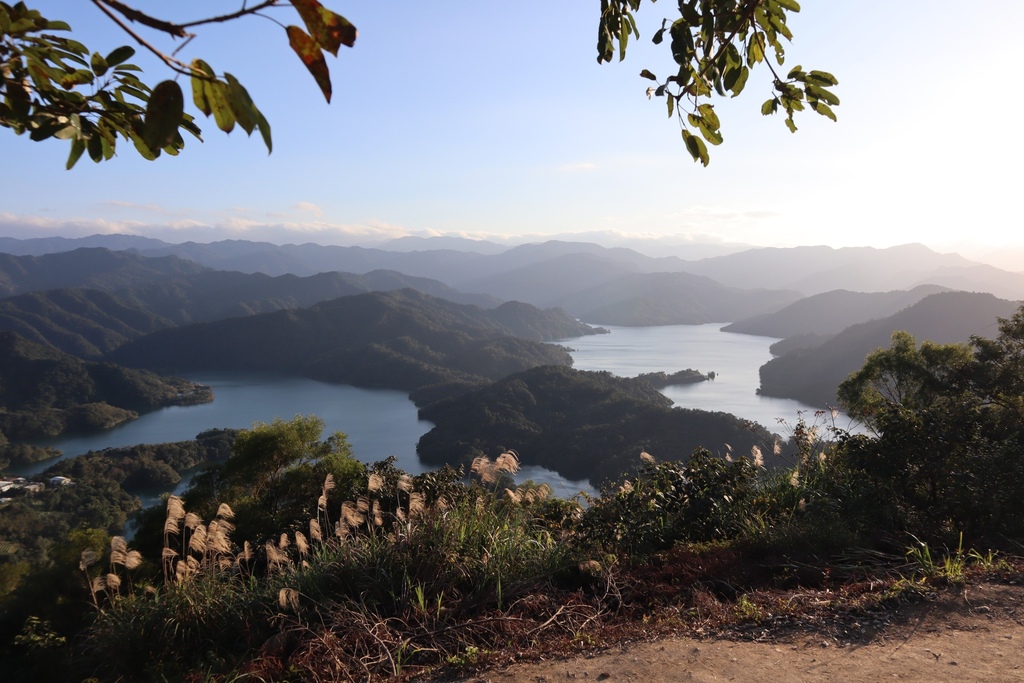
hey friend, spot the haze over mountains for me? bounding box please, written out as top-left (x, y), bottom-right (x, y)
top-left (2, 234), bottom-right (1021, 311)
top-left (756, 291), bottom-right (1022, 406)
top-left (0, 232), bottom-right (1022, 472)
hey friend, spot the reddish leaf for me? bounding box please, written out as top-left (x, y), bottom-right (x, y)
top-left (286, 25), bottom-right (331, 103)
top-left (292, 0), bottom-right (356, 55)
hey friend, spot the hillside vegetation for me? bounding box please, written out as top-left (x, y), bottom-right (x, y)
top-left (0, 250), bottom-right (497, 358)
top-left (108, 289), bottom-right (597, 403)
top-left (0, 332), bottom-right (212, 441)
top-left (722, 284), bottom-right (950, 337)
top-left (758, 291), bottom-right (1021, 406)
top-left (12, 306), bottom-right (1024, 683)
top-left (418, 366), bottom-right (779, 488)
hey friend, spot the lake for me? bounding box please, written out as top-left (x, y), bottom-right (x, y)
top-left (20, 324), bottom-right (840, 502)
top-left (562, 323), bottom-right (848, 433)
top-left (23, 374), bottom-right (597, 499)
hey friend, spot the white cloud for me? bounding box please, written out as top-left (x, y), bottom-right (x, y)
top-left (292, 202), bottom-right (324, 217)
top-left (103, 200), bottom-right (175, 215)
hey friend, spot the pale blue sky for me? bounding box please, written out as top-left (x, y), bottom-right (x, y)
top-left (2, 1), bottom-right (1022, 255)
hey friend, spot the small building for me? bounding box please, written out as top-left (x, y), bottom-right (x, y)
top-left (49, 476), bottom-right (73, 487)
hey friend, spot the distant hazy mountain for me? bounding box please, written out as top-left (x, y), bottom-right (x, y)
top-left (722, 285), bottom-right (951, 338)
top-left (535, 231), bottom-right (754, 261)
top-left (0, 248), bottom-right (207, 297)
top-left (0, 234), bottom-right (171, 256)
top-left (133, 239), bottom-right (697, 292)
top-left (108, 289), bottom-right (599, 401)
top-left (556, 271), bottom-right (801, 325)
top-left (757, 291), bottom-right (1022, 407)
top-left (137, 240), bottom-right (488, 279)
top-left (375, 235), bottom-right (510, 255)
top-left (6, 235), bottom-right (1022, 310)
top-left (455, 252), bottom-right (642, 307)
top-left (679, 244), bottom-right (1024, 299)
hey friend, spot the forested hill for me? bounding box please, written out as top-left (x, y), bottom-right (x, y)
top-left (758, 291), bottom-right (1022, 407)
top-left (0, 288), bottom-right (175, 358)
top-left (0, 331), bottom-right (212, 440)
top-left (0, 250), bottom-right (499, 358)
top-left (0, 248), bottom-right (208, 296)
top-left (417, 365), bottom-right (778, 488)
top-left (722, 284), bottom-right (951, 338)
top-left (108, 290), bottom-right (597, 400)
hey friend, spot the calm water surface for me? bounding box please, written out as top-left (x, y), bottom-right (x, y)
top-left (562, 323), bottom-right (846, 433)
top-left (20, 325), bottom-right (845, 503)
top-left (23, 374), bottom-right (595, 499)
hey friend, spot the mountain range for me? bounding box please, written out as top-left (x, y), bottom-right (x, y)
top-left (3, 235), bottom-right (1022, 314)
top-left (107, 289), bottom-right (598, 403)
top-left (757, 291), bottom-right (1021, 406)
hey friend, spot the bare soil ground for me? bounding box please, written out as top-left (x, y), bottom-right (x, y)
top-left (451, 583), bottom-right (1024, 683)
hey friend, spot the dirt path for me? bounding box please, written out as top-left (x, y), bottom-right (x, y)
top-left (455, 584), bottom-right (1024, 683)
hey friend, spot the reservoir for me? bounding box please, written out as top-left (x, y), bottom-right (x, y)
top-left (20, 324), bottom-right (844, 499)
top-left (22, 374), bottom-right (596, 498)
top-left (563, 323), bottom-right (854, 433)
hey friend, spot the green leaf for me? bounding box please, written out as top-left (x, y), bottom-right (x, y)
top-left (104, 46), bottom-right (135, 67)
top-left (59, 69), bottom-right (93, 88)
top-left (699, 122), bottom-right (723, 146)
top-left (640, 69), bottom-right (657, 81)
top-left (86, 134), bottom-right (103, 162)
top-left (697, 103), bottom-right (720, 130)
top-left (806, 70), bottom-right (838, 86)
top-left (806, 84), bottom-right (840, 106)
top-left (785, 117), bottom-right (797, 133)
top-left (730, 66), bottom-right (749, 97)
top-left (774, 0), bottom-right (802, 11)
top-left (144, 80), bottom-right (185, 152)
top-left (254, 108), bottom-right (273, 154)
top-left (786, 65), bottom-right (803, 80)
top-left (667, 95), bottom-right (674, 118)
top-left (287, 25), bottom-right (332, 103)
top-left (65, 138), bottom-right (85, 170)
top-left (90, 51), bottom-right (108, 77)
top-left (292, 0), bottom-right (357, 56)
top-left (761, 98), bottom-right (778, 115)
top-left (131, 131), bottom-right (159, 160)
top-left (619, 17), bottom-right (629, 61)
top-left (682, 129), bottom-right (709, 166)
top-left (205, 80), bottom-right (236, 133)
top-left (813, 101), bottom-right (837, 122)
top-left (670, 19), bottom-right (694, 66)
top-left (190, 59), bottom-right (215, 116)
top-left (224, 73), bottom-right (257, 135)
top-left (747, 32), bottom-right (765, 66)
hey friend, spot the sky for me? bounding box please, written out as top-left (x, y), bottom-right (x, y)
top-left (3, 1), bottom-right (1023, 261)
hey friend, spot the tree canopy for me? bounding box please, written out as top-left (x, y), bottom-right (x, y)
top-left (835, 306), bottom-right (1024, 542)
top-left (2, 1), bottom-right (836, 168)
top-left (599, 0), bottom-right (839, 164)
top-left (0, 0), bottom-right (355, 167)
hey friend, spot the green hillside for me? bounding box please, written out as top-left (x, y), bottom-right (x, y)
top-left (109, 289), bottom-right (597, 402)
top-left (0, 332), bottom-right (212, 440)
top-left (418, 365), bottom-right (779, 487)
